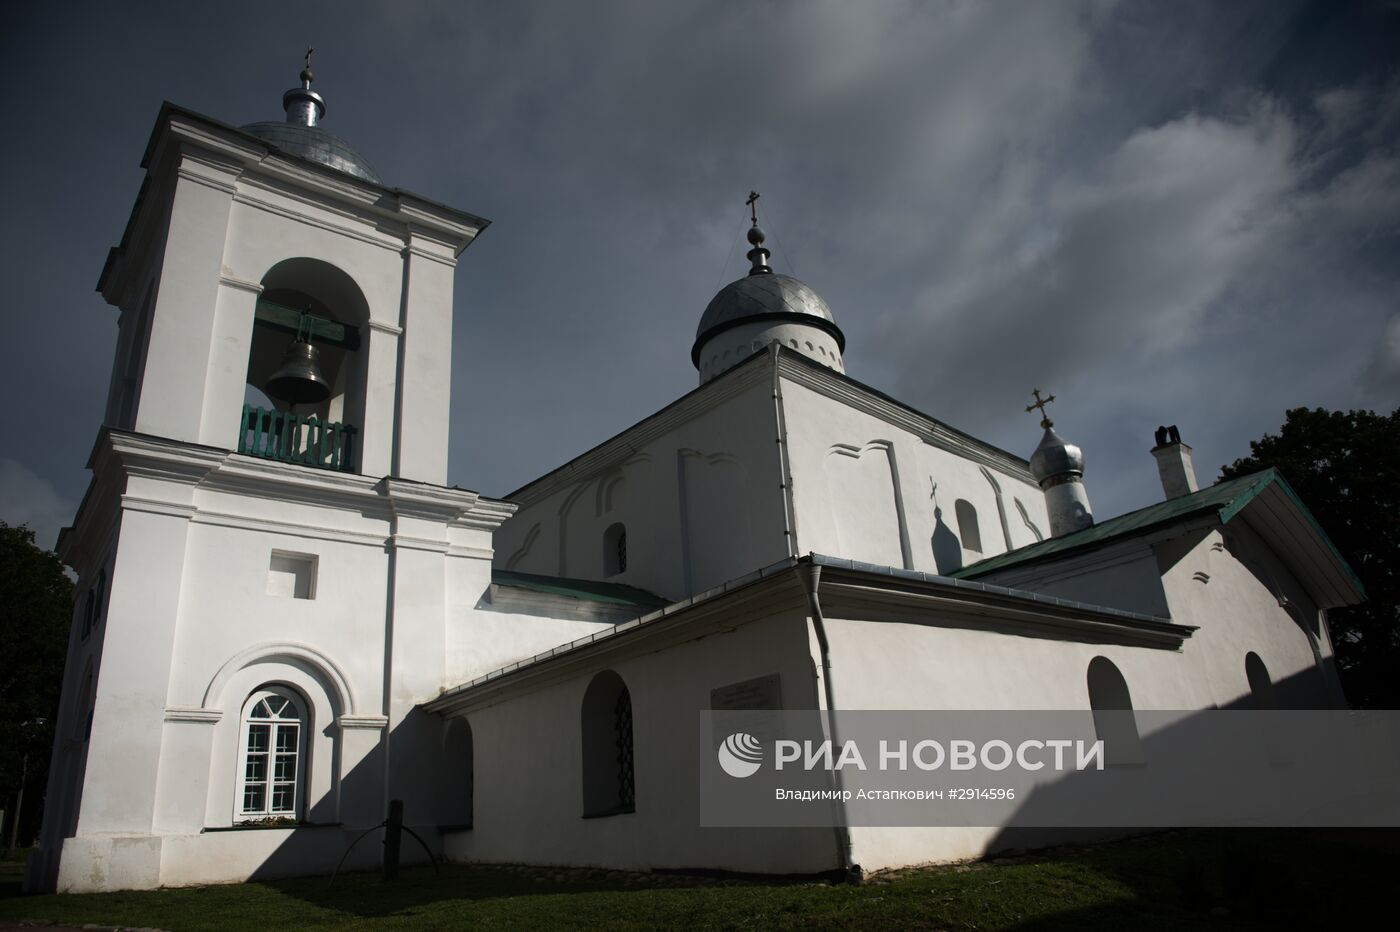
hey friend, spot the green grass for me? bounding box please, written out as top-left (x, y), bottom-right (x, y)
top-left (2, 829), bottom-right (1396, 930)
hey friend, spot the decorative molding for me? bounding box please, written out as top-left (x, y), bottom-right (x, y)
top-left (980, 465), bottom-right (1015, 551)
top-left (389, 534), bottom-right (451, 554)
top-left (1013, 497), bottom-right (1045, 543)
top-left (202, 641), bottom-right (359, 716)
top-left (218, 274), bottom-right (265, 295)
top-left (188, 509), bottom-right (389, 548)
top-left (175, 164), bottom-right (239, 197)
top-left (777, 355), bottom-right (1036, 483)
top-left (337, 714), bottom-right (389, 730)
top-left (824, 440), bottom-right (913, 571)
top-left (556, 481), bottom-right (592, 577)
top-left (103, 431), bottom-right (226, 487)
top-left (504, 522), bottom-right (541, 571)
top-left (452, 497), bottom-right (517, 531)
top-left (402, 243), bottom-right (458, 268)
top-left (119, 495), bottom-right (197, 520)
top-left (447, 543), bottom-right (495, 561)
top-left (164, 707), bottom-right (223, 724)
top-left (366, 319), bottom-right (404, 336)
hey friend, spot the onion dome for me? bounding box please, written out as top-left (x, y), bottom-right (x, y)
top-left (1029, 425), bottom-right (1086, 486)
top-left (692, 196), bottom-right (845, 383)
top-left (241, 50), bottom-right (382, 184)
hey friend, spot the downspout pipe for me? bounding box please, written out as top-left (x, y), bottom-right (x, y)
top-left (798, 560), bottom-right (861, 882)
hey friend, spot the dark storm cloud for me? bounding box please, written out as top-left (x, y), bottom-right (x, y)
top-left (2, 0), bottom-right (1397, 550)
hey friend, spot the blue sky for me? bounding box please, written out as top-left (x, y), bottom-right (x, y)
top-left (2, 0), bottom-right (1397, 549)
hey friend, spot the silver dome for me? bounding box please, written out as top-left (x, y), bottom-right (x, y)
top-left (1029, 425), bottom-right (1085, 484)
top-left (241, 121), bottom-right (382, 184)
top-left (691, 272), bottom-right (844, 366)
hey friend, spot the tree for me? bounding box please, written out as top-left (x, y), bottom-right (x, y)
top-left (0, 522), bottom-right (73, 851)
top-left (1221, 407), bottom-right (1400, 709)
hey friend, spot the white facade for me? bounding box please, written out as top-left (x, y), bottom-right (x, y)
top-left (31, 93), bottom-right (1363, 893)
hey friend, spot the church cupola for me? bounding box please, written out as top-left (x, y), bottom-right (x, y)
top-left (240, 49), bottom-right (382, 184)
top-left (692, 193), bottom-right (846, 384)
top-left (282, 49), bottom-right (326, 127)
top-left (1025, 389), bottom-right (1094, 538)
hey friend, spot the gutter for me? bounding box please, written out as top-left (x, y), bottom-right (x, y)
top-left (797, 560), bottom-right (860, 882)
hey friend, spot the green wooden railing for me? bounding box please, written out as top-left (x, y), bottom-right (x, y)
top-left (237, 405), bottom-right (357, 472)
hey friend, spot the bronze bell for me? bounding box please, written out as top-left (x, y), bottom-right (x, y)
top-left (266, 339), bottom-right (331, 405)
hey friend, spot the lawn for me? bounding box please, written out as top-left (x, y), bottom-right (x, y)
top-left (2, 829), bottom-right (1395, 930)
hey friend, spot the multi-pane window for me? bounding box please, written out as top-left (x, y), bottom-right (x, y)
top-left (238, 690), bottom-right (303, 819)
top-left (614, 688), bottom-right (635, 810)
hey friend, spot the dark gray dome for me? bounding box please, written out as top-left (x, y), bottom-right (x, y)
top-left (1030, 425), bottom-right (1085, 485)
top-left (241, 121), bottom-right (382, 184)
top-left (692, 272), bottom-right (844, 366)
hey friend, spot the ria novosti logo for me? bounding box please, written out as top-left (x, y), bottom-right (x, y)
top-left (717, 732), bottom-right (764, 778)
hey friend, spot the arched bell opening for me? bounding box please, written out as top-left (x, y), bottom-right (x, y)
top-left (240, 258), bottom-right (370, 473)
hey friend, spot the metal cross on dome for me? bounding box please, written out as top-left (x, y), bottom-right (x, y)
top-left (746, 190), bottom-right (760, 224)
top-left (1025, 388), bottom-right (1056, 428)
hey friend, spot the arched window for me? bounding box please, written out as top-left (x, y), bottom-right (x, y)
top-left (236, 687), bottom-right (305, 821)
top-left (1245, 652), bottom-right (1276, 710)
top-left (581, 670), bottom-right (635, 817)
top-left (1087, 657), bottom-right (1143, 765)
top-left (603, 522), bottom-right (627, 577)
top-left (955, 499), bottom-right (982, 556)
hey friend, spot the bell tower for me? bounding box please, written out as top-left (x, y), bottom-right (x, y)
top-left (34, 63), bottom-right (510, 894)
top-left (98, 58), bottom-right (485, 483)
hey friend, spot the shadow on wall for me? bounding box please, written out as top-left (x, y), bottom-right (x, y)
top-left (983, 663), bottom-right (1362, 862)
top-left (128, 707), bottom-right (467, 894)
top-left (930, 507), bottom-right (962, 574)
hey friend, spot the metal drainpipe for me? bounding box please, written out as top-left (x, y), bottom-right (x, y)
top-left (798, 561), bottom-right (860, 882)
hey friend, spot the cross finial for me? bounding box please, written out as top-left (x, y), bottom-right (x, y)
top-left (301, 47), bottom-right (315, 87)
top-left (1025, 388), bottom-right (1056, 429)
top-left (746, 190), bottom-right (760, 224)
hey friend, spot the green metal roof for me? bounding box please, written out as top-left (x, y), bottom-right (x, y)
top-left (951, 469), bottom-right (1364, 603)
top-left (491, 569), bottom-right (670, 609)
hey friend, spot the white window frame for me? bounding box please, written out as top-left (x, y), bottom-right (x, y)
top-left (234, 687), bottom-right (306, 822)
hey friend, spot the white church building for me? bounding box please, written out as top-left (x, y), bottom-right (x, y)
top-left (29, 66), bottom-right (1363, 893)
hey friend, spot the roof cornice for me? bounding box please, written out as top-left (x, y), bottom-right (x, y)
top-left (59, 429), bottom-right (512, 561)
top-left (99, 102), bottom-right (490, 301)
top-left (422, 554), bottom-right (1192, 715)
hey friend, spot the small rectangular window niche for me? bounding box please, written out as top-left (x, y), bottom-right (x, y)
top-left (267, 551), bottom-right (317, 600)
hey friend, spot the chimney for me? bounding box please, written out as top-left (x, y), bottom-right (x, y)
top-left (1151, 425), bottom-right (1198, 500)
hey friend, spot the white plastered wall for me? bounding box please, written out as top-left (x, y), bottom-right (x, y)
top-left (441, 608), bottom-right (838, 875)
top-left (780, 378), bottom-right (1047, 574)
top-left (494, 376), bottom-right (789, 601)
